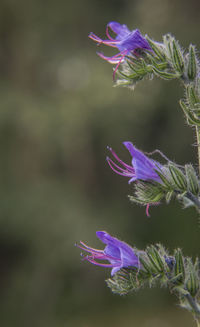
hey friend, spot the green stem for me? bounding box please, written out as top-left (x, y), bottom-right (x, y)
top-left (195, 126), bottom-right (200, 176)
top-left (195, 319), bottom-right (200, 327)
top-left (185, 293), bottom-right (200, 326)
top-left (185, 293), bottom-right (200, 315)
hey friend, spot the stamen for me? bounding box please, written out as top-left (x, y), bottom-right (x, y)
top-left (86, 257), bottom-right (117, 268)
top-left (78, 241), bottom-right (104, 254)
top-left (145, 202), bottom-right (160, 217)
top-left (78, 241), bottom-right (121, 261)
top-left (107, 146), bottom-right (134, 171)
top-left (106, 25), bottom-right (116, 41)
top-left (112, 50), bottom-right (128, 79)
top-left (146, 204), bottom-right (150, 217)
top-left (97, 52), bottom-right (123, 64)
top-left (89, 33), bottom-right (119, 47)
top-left (107, 157), bottom-right (134, 176)
top-left (107, 158), bottom-right (135, 177)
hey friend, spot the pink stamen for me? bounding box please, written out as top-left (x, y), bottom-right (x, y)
top-left (98, 52), bottom-right (122, 60)
top-left (146, 204), bottom-right (150, 217)
top-left (107, 158), bottom-right (130, 173)
top-left (107, 158), bottom-right (134, 177)
top-left (108, 147), bottom-right (134, 171)
top-left (145, 202), bottom-right (160, 217)
top-left (107, 157), bottom-right (134, 177)
top-left (78, 241), bottom-right (121, 261)
top-left (97, 54), bottom-right (122, 64)
top-left (97, 52), bottom-right (123, 64)
top-left (86, 257), bottom-right (117, 268)
top-left (89, 33), bottom-right (119, 47)
top-left (106, 25), bottom-right (116, 41)
top-left (78, 241), bottom-right (104, 254)
top-left (113, 51), bottom-right (128, 80)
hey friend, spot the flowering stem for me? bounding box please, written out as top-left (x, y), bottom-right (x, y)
top-left (196, 126), bottom-right (200, 177)
top-left (195, 319), bottom-right (200, 327)
top-left (185, 294), bottom-right (200, 327)
top-left (185, 294), bottom-right (200, 315)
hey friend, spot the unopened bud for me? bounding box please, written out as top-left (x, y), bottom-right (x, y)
top-left (187, 44), bottom-right (197, 80)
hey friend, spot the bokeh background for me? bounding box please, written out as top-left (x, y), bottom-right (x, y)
top-left (0, 0), bottom-right (200, 326)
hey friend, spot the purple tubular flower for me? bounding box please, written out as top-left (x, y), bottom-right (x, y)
top-left (107, 141), bottom-right (162, 184)
top-left (77, 231), bottom-right (139, 276)
top-left (107, 142), bottom-right (162, 216)
top-left (89, 21), bottom-right (151, 77)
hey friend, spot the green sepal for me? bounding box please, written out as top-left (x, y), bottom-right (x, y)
top-left (185, 164), bottom-right (200, 195)
top-left (163, 34), bottom-right (184, 74)
top-left (139, 255), bottom-right (154, 274)
top-left (163, 34), bottom-right (173, 60)
top-left (145, 36), bottom-right (166, 61)
top-left (172, 39), bottom-right (184, 73)
top-left (106, 268), bottom-right (148, 295)
top-left (168, 164), bottom-right (187, 190)
top-left (180, 99), bottom-right (200, 126)
top-left (152, 66), bottom-right (180, 80)
top-left (174, 249), bottom-right (185, 284)
top-left (128, 195), bottom-right (147, 205)
top-left (186, 84), bottom-right (199, 108)
top-left (185, 258), bottom-right (200, 297)
top-left (169, 273), bottom-right (184, 285)
top-left (133, 181), bottom-right (165, 203)
top-left (187, 44), bottom-right (198, 80)
top-left (146, 245), bottom-right (166, 273)
top-left (154, 167), bottom-right (175, 189)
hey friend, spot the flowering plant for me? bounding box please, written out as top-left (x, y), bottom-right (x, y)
top-left (77, 21), bottom-right (200, 326)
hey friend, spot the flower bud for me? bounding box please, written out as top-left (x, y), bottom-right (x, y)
top-left (174, 249), bottom-right (185, 284)
top-left (187, 44), bottom-right (198, 80)
top-left (185, 259), bottom-right (200, 297)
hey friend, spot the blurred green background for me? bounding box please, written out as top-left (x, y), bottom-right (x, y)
top-left (0, 0), bottom-right (200, 326)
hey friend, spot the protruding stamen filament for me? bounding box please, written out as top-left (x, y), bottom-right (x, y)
top-left (107, 157), bottom-right (135, 177)
top-left (89, 33), bottom-right (119, 47)
top-left (107, 146), bottom-right (134, 171)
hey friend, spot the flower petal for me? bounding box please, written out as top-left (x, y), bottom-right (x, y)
top-left (107, 22), bottom-right (131, 40)
top-left (119, 29), bottom-right (152, 52)
top-left (123, 141), bottom-right (161, 182)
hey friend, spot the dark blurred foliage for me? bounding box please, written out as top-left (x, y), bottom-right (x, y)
top-left (0, 0), bottom-right (200, 326)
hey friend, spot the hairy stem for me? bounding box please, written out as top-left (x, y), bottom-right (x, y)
top-left (196, 126), bottom-right (200, 176)
top-left (195, 318), bottom-right (200, 327)
top-left (185, 293), bottom-right (200, 316)
top-left (185, 293), bottom-right (200, 327)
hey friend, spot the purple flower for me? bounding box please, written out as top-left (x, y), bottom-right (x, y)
top-left (89, 22), bottom-right (151, 76)
top-left (107, 142), bottom-right (162, 216)
top-left (77, 231), bottom-right (139, 276)
top-left (107, 141), bottom-right (162, 184)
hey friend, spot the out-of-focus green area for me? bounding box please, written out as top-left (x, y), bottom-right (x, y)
top-left (0, 0), bottom-right (200, 326)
